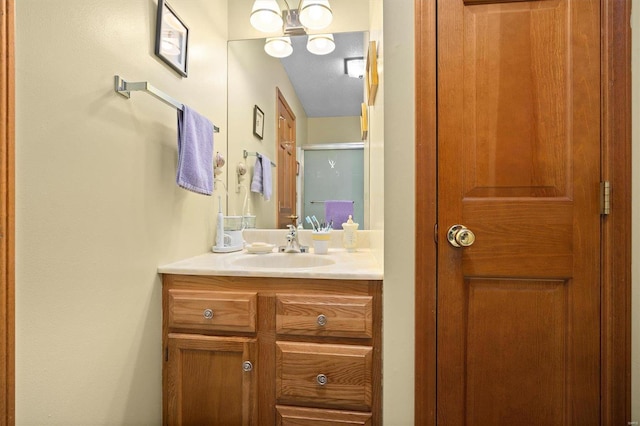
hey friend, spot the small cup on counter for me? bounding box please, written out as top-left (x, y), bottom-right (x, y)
top-left (311, 231), bottom-right (331, 254)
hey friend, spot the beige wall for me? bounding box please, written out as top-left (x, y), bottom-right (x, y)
top-left (632, 4), bottom-right (640, 421)
top-left (379, 0), bottom-right (416, 424)
top-left (306, 116), bottom-right (361, 145)
top-left (15, 0), bottom-right (227, 423)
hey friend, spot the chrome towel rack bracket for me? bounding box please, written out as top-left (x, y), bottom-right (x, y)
top-left (114, 75), bottom-right (220, 133)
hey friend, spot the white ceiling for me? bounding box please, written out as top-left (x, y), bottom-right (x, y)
top-left (280, 31), bottom-right (366, 117)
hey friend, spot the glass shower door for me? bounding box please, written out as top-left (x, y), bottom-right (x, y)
top-left (301, 145), bottom-right (364, 229)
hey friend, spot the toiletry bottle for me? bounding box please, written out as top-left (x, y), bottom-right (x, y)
top-left (342, 215), bottom-right (359, 252)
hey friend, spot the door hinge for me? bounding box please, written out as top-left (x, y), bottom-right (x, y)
top-left (600, 181), bottom-right (611, 215)
top-left (165, 347), bottom-right (168, 362)
top-left (434, 223), bottom-right (438, 244)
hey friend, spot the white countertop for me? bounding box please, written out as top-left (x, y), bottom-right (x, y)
top-left (158, 248), bottom-right (383, 280)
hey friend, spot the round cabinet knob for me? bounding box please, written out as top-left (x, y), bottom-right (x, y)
top-left (447, 224), bottom-right (476, 248)
top-left (316, 314), bottom-right (327, 326)
top-left (203, 309), bottom-right (214, 319)
top-left (242, 361), bottom-right (253, 372)
top-left (316, 374), bottom-right (328, 386)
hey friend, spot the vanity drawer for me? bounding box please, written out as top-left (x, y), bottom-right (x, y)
top-left (276, 342), bottom-right (373, 411)
top-left (276, 294), bottom-right (373, 339)
top-left (167, 289), bottom-right (257, 333)
top-left (276, 405), bottom-right (372, 426)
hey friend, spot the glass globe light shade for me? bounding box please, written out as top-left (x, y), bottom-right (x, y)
top-left (265, 37), bottom-right (293, 58)
top-left (306, 34), bottom-right (335, 55)
top-left (299, 0), bottom-right (333, 30)
top-left (250, 0), bottom-right (283, 33)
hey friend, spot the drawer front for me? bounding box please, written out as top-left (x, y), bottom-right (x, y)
top-left (276, 405), bottom-right (372, 426)
top-left (276, 294), bottom-right (373, 339)
top-left (276, 342), bottom-right (373, 411)
top-left (167, 289), bottom-right (257, 333)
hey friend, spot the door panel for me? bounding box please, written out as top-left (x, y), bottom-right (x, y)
top-left (465, 279), bottom-right (567, 425)
top-left (437, 0), bottom-right (600, 424)
top-left (277, 89), bottom-right (297, 229)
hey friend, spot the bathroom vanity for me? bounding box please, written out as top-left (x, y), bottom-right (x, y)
top-left (159, 241), bottom-right (383, 426)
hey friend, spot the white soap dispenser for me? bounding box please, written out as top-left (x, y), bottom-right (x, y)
top-left (342, 215), bottom-right (359, 252)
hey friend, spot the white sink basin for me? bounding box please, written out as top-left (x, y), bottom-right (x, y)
top-left (230, 253), bottom-right (336, 269)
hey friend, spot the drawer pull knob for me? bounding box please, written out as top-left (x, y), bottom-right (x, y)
top-left (242, 361), bottom-right (253, 372)
top-left (316, 314), bottom-right (327, 326)
top-left (203, 309), bottom-right (214, 319)
top-left (316, 374), bottom-right (328, 386)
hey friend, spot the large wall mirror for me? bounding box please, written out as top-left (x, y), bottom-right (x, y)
top-left (226, 31), bottom-right (369, 229)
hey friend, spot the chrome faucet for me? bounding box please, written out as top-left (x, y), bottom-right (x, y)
top-left (278, 216), bottom-right (309, 253)
top-left (284, 225), bottom-right (302, 253)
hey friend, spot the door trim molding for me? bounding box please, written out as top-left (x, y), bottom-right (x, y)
top-left (1, 0), bottom-right (15, 423)
top-left (414, 0), bottom-right (437, 424)
top-left (413, 0), bottom-right (632, 424)
top-left (600, 0), bottom-right (632, 422)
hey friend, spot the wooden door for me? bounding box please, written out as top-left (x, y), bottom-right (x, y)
top-left (0, 0), bottom-right (15, 423)
top-left (165, 335), bottom-right (257, 426)
top-left (437, 0), bottom-right (601, 424)
top-left (276, 89), bottom-right (297, 229)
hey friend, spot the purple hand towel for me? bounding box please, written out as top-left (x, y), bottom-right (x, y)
top-left (176, 105), bottom-right (214, 195)
top-left (325, 200), bottom-right (354, 228)
top-left (250, 154), bottom-right (272, 201)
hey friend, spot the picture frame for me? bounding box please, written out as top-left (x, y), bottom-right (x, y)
top-left (253, 105), bottom-right (264, 139)
top-left (366, 41), bottom-right (379, 106)
top-left (361, 102), bottom-right (368, 140)
top-left (155, 0), bottom-right (189, 77)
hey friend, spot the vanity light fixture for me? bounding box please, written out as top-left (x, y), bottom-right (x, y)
top-left (307, 34), bottom-right (335, 55)
top-left (250, 0), bottom-right (335, 58)
top-left (344, 57), bottom-right (365, 79)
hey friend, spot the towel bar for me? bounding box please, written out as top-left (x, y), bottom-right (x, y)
top-left (310, 200), bottom-right (355, 204)
top-left (114, 75), bottom-right (220, 133)
top-left (243, 150), bottom-right (276, 167)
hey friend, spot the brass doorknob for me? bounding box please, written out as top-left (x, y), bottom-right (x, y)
top-left (447, 224), bottom-right (476, 247)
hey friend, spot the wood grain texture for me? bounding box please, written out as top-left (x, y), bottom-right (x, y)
top-left (276, 88), bottom-right (297, 229)
top-left (276, 342), bottom-right (373, 411)
top-left (165, 334), bottom-right (257, 426)
top-left (162, 275), bottom-right (382, 425)
top-left (168, 289), bottom-right (257, 333)
top-left (600, 0), bottom-right (632, 423)
top-left (413, 0), bottom-right (438, 424)
top-left (415, 0), bottom-right (630, 424)
top-left (0, 0), bottom-right (14, 423)
top-left (276, 405), bottom-right (371, 426)
top-left (276, 294), bottom-right (373, 338)
top-left (436, 0), bottom-right (601, 424)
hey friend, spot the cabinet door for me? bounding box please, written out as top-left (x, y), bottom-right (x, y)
top-left (165, 334), bottom-right (257, 426)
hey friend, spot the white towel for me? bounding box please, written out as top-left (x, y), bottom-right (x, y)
top-left (250, 154), bottom-right (272, 201)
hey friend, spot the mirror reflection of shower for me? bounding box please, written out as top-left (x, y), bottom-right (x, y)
top-left (299, 143), bottom-right (365, 229)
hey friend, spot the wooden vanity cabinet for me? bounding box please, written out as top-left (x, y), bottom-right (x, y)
top-left (162, 274), bottom-right (382, 426)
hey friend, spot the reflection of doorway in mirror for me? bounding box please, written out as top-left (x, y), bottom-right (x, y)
top-left (301, 144), bottom-right (364, 229)
top-left (276, 89), bottom-right (297, 229)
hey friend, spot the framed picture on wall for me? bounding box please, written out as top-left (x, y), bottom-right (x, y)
top-left (155, 0), bottom-right (189, 77)
top-left (253, 105), bottom-right (264, 139)
top-left (366, 41), bottom-right (378, 106)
